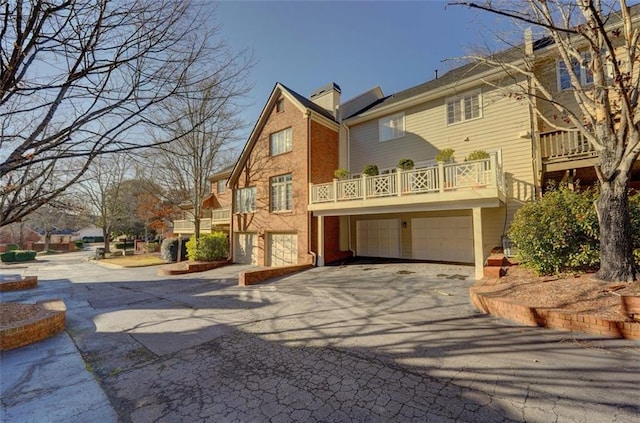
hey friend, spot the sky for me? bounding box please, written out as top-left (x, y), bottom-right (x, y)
top-left (214, 0), bottom-right (514, 146)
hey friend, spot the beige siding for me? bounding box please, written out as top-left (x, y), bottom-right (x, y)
top-left (348, 79), bottom-right (535, 227)
top-left (481, 207), bottom-right (505, 258)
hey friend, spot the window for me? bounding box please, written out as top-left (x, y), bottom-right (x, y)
top-left (276, 98), bottom-right (284, 113)
top-left (216, 179), bottom-right (226, 194)
top-left (446, 90), bottom-right (482, 125)
top-left (379, 112), bottom-right (405, 142)
top-left (235, 187), bottom-right (256, 213)
top-left (270, 174), bottom-right (292, 212)
top-left (270, 128), bottom-right (292, 156)
top-left (557, 53), bottom-right (594, 91)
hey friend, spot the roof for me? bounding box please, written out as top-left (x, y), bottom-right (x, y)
top-left (346, 3), bottom-right (640, 120)
top-left (228, 82), bottom-right (339, 186)
top-left (208, 164), bottom-right (235, 182)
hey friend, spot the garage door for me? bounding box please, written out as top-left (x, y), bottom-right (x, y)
top-left (234, 233), bottom-right (257, 264)
top-left (356, 219), bottom-right (401, 258)
top-left (268, 233), bottom-right (298, 267)
top-left (412, 217), bottom-right (474, 263)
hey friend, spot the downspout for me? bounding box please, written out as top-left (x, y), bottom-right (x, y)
top-left (306, 110), bottom-right (317, 266)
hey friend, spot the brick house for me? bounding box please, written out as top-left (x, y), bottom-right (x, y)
top-left (227, 83), bottom-right (352, 266)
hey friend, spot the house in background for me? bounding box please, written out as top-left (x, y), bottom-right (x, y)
top-left (227, 82), bottom-right (352, 267)
top-left (172, 165), bottom-right (234, 238)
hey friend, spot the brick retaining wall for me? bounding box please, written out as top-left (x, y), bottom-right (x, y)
top-left (470, 286), bottom-right (640, 340)
top-left (239, 264), bottom-right (313, 286)
top-left (0, 276), bottom-right (38, 292)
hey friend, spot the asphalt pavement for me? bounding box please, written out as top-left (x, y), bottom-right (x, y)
top-left (1, 251), bottom-right (639, 422)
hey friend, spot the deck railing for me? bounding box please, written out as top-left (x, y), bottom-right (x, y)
top-left (310, 153), bottom-right (502, 204)
top-left (540, 129), bottom-right (596, 161)
top-left (173, 208), bottom-right (230, 234)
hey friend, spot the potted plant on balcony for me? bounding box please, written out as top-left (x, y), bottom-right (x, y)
top-left (334, 168), bottom-right (350, 180)
top-left (397, 158), bottom-right (415, 171)
top-left (362, 164), bottom-right (379, 177)
top-left (435, 148), bottom-right (455, 164)
top-left (465, 150), bottom-right (491, 188)
top-left (465, 150), bottom-right (490, 161)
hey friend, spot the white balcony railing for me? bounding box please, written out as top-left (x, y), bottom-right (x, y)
top-left (173, 208), bottom-right (230, 234)
top-left (540, 129), bottom-right (596, 161)
top-left (310, 154), bottom-right (504, 205)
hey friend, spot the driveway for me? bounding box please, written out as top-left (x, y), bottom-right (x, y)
top-left (1, 252), bottom-right (639, 422)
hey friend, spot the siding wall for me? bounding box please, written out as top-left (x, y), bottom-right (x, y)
top-left (348, 79), bottom-right (535, 227)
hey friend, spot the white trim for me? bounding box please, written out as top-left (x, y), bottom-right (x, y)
top-left (445, 88), bottom-right (482, 126)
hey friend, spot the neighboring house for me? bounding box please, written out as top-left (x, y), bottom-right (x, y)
top-left (172, 166), bottom-right (234, 238)
top-left (227, 82), bottom-right (351, 267)
top-left (74, 225), bottom-right (103, 241)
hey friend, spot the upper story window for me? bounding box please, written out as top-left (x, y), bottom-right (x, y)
top-left (557, 53), bottom-right (594, 91)
top-left (446, 89), bottom-right (482, 125)
top-left (379, 112), bottom-right (405, 142)
top-left (235, 187), bottom-right (256, 213)
top-left (270, 174), bottom-right (292, 212)
top-left (276, 98), bottom-right (285, 113)
top-left (216, 179), bottom-right (226, 194)
top-left (270, 127), bottom-right (292, 156)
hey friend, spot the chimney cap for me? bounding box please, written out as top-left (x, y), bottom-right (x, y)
top-left (310, 82), bottom-right (341, 99)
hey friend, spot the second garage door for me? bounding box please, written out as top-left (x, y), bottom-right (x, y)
top-left (412, 216), bottom-right (474, 263)
top-left (268, 233), bottom-right (298, 267)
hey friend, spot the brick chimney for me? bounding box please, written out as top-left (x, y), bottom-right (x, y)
top-left (310, 82), bottom-right (341, 119)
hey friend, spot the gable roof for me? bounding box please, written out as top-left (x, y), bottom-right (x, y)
top-left (228, 82), bottom-right (339, 186)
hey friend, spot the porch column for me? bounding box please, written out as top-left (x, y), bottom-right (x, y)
top-left (472, 207), bottom-right (484, 280)
top-left (317, 215), bottom-right (325, 266)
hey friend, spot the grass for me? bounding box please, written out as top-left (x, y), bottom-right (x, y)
top-left (99, 253), bottom-right (165, 268)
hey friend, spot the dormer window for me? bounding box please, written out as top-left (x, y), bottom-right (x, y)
top-left (217, 179), bottom-right (226, 194)
top-left (276, 98), bottom-right (284, 113)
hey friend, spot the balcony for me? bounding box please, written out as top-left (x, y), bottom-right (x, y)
top-left (172, 208), bottom-right (230, 234)
top-left (309, 154), bottom-right (506, 215)
top-left (540, 130), bottom-right (597, 162)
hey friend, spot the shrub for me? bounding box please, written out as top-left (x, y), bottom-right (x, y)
top-left (14, 250), bottom-right (37, 261)
top-left (6, 244), bottom-right (19, 251)
top-left (75, 240), bottom-right (84, 249)
top-left (509, 186), bottom-right (640, 275)
top-left (466, 150), bottom-right (490, 161)
top-left (362, 164), bottom-right (379, 176)
top-left (145, 242), bottom-right (159, 252)
top-left (435, 148), bottom-right (455, 163)
top-left (334, 168), bottom-right (350, 180)
top-left (1, 251), bottom-right (16, 262)
top-left (186, 232), bottom-right (229, 261)
top-left (397, 158), bottom-right (414, 170)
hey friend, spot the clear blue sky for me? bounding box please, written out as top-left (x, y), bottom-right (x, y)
top-left (214, 0), bottom-right (514, 145)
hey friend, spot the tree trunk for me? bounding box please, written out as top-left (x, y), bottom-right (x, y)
top-left (194, 218), bottom-right (200, 242)
top-left (596, 177), bottom-right (638, 282)
top-left (103, 229), bottom-right (111, 253)
top-left (44, 232), bottom-right (51, 252)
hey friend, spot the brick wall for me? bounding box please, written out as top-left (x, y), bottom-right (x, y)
top-left (0, 276), bottom-right (38, 292)
top-left (470, 286), bottom-right (640, 340)
top-left (238, 264), bottom-right (313, 286)
top-left (0, 299), bottom-right (66, 351)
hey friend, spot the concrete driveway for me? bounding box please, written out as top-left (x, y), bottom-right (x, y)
top-left (1, 252), bottom-right (639, 422)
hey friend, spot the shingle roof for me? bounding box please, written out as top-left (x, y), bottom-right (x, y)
top-left (280, 83), bottom-right (337, 122)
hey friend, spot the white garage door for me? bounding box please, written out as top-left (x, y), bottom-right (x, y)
top-left (356, 219), bottom-right (401, 258)
top-left (412, 216), bottom-right (474, 263)
top-left (234, 233), bottom-right (257, 264)
top-left (268, 233), bottom-right (298, 267)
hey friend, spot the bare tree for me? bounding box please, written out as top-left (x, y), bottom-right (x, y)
top-left (451, 0), bottom-right (640, 282)
top-left (26, 198), bottom-right (82, 251)
top-left (76, 155), bottom-right (130, 253)
top-left (148, 75), bottom-right (249, 239)
top-left (0, 0), bottom-right (246, 227)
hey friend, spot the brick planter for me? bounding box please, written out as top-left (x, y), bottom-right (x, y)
top-left (620, 295), bottom-right (640, 320)
top-left (470, 285), bottom-right (640, 340)
top-left (158, 260), bottom-right (231, 276)
top-left (0, 299), bottom-right (66, 351)
top-left (0, 276), bottom-right (38, 292)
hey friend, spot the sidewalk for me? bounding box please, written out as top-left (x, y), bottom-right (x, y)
top-left (0, 332), bottom-right (117, 423)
